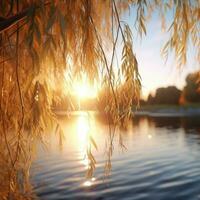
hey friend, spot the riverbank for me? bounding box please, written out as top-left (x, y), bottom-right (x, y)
top-left (54, 104), bottom-right (200, 118)
top-left (133, 104), bottom-right (200, 117)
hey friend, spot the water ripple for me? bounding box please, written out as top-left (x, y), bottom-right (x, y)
top-left (31, 116), bottom-right (200, 200)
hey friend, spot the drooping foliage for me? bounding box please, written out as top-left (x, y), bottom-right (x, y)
top-left (0, 0), bottom-right (199, 198)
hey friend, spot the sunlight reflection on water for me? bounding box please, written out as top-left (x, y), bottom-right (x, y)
top-left (76, 112), bottom-right (96, 186)
top-left (32, 114), bottom-right (200, 199)
top-left (83, 177), bottom-right (96, 187)
top-left (77, 114), bottom-right (90, 144)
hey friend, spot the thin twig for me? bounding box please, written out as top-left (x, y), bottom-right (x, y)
top-left (8, 21), bottom-right (28, 38)
top-left (89, 16), bottom-right (118, 108)
top-left (0, 50), bottom-right (15, 167)
top-left (0, 1), bottom-right (51, 33)
top-left (113, 0), bottom-right (126, 43)
top-left (13, 0), bottom-right (25, 167)
top-left (109, 25), bottom-right (120, 82)
top-left (0, 57), bottom-right (15, 65)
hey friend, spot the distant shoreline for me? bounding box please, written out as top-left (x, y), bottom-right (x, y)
top-left (54, 104), bottom-right (200, 118)
top-left (133, 104), bottom-right (200, 117)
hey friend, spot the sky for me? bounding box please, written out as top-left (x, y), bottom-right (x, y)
top-left (122, 7), bottom-right (199, 99)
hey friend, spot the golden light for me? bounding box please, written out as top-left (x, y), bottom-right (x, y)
top-left (77, 114), bottom-right (90, 144)
top-left (76, 113), bottom-right (97, 187)
top-left (73, 82), bottom-right (97, 99)
top-left (77, 114), bottom-right (90, 169)
top-left (83, 178), bottom-right (96, 187)
top-left (148, 134), bottom-right (152, 139)
top-left (64, 69), bottom-right (98, 99)
top-left (83, 180), bottom-right (92, 187)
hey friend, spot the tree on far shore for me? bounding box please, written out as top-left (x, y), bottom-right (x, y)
top-left (147, 86), bottom-right (181, 105)
top-left (183, 71), bottom-right (200, 103)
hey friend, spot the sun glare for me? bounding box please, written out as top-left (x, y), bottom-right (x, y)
top-left (64, 70), bottom-right (98, 99)
top-left (74, 82), bottom-right (97, 99)
top-left (77, 114), bottom-right (90, 170)
top-left (77, 115), bottom-right (90, 143)
top-left (76, 113), bottom-right (97, 187)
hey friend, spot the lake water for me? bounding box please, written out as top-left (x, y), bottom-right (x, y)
top-left (31, 112), bottom-right (200, 200)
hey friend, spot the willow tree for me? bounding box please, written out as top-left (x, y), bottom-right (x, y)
top-left (0, 0), bottom-right (199, 199)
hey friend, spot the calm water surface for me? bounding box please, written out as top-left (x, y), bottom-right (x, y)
top-left (31, 112), bottom-right (200, 200)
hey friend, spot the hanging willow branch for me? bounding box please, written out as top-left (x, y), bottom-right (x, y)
top-left (0, 0), bottom-right (199, 198)
top-left (0, 1), bottom-right (51, 33)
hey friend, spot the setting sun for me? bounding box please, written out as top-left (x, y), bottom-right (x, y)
top-left (73, 82), bottom-right (98, 99)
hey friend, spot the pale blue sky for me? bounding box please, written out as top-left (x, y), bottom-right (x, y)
top-left (122, 7), bottom-right (199, 99)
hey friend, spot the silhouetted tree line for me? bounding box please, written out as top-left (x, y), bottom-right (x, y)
top-left (182, 71), bottom-right (200, 103)
top-left (53, 71), bottom-right (200, 110)
top-left (146, 71), bottom-right (200, 105)
top-left (146, 86), bottom-right (181, 105)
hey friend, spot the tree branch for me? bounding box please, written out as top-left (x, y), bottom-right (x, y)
top-left (0, 2), bottom-right (51, 33)
top-left (0, 8), bottom-right (30, 33)
top-left (89, 16), bottom-right (118, 109)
